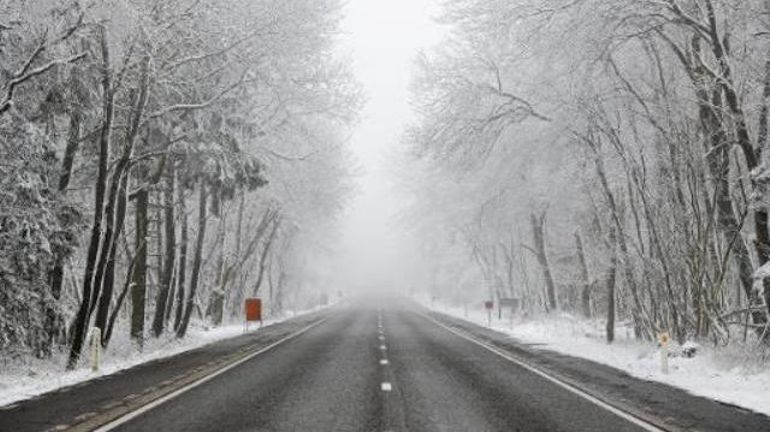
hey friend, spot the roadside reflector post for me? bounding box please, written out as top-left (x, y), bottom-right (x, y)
top-left (90, 327), bottom-right (102, 372)
top-left (245, 298), bottom-right (263, 333)
top-left (484, 300), bottom-right (494, 327)
top-left (658, 332), bottom-right (670, 374)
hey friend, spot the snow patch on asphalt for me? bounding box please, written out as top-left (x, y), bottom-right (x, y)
top-left (428, 302), bottom-right (770, 417)
top-left (0, 306), bottom-right (326, 407)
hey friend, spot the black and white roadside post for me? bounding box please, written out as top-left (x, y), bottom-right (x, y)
top-left (658, 332), bottom-right (670, 374)
top-left (90, 327), bottom-right (101, 372)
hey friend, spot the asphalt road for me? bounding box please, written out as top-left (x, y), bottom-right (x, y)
top-left (109, 303), bottom-right (652, 432)
top-left (3, 301), bottom-right (769, 432)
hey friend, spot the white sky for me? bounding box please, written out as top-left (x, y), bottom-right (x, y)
top-left (334, 0), bottom-right (445, 293)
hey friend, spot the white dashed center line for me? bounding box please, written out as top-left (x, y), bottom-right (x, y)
top-left (377, 313), bottom-right (393, 393)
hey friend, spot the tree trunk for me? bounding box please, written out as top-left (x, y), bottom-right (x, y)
top-left (606, 225), bottom-right (618, 344)
top-left (531, 211), bottom-right (556, 311)
top-left (67, 26), bottom-right (114, 369)
top-left (92, 56), bottom-right (150, 347)
top-left (690, 41), bottom-right (764, 326)
top-left (229, 208), bottom-right (277, 316)
top-left (209, 211), bottom-right (227, 325)
top-left (756, 53), bottom-right (770, 321)
top-left (253, 219), bottom-right (279, 296)
top-left (703, 6), bottom-right (770, 283)
top-left (173, 185), bottom-right (188, 332)
top-left (575, 231), bottom-right (592, 319)
top-left (104, 240), bottom-right (140, 349)
top-left (93, 171), bottom-right (129, 346)
top-left (268, 255), bottom-right (275, 306)
top-left (588, 138), bottom-right (649, 339)
top-left (131, 189), bottom-right (149, 348)
top-left (152, 167), bottom-right (175, 337)
top-left (46, 108), bottom-right (81, 349)
top-left (177, 181), bottom-right (208, 338)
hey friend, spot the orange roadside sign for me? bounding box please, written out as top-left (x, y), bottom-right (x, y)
top-left (245, 298), bottom-right (262, 322)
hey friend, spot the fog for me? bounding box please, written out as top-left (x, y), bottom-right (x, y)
top-left (333, 0), bottom-right (445, 296)
top-left (3, 1), bottom-right (770, 421)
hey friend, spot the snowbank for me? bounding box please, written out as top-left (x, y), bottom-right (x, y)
top-left (0, 306), bottom-right (326, 407)
top-left (428, 302), bottom-right (770, 417)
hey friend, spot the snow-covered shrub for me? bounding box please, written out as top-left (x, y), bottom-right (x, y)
top-left (0, 117), bottom-right (81, 355)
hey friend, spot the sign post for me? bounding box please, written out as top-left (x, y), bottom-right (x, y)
top-left (484, 300), bottom-right (494, 327)
top-left (658, 332), bottom-right (670, 374)
top-left (245, 298), bottom-right (262, 332)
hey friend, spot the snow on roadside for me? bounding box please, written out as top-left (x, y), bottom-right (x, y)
top-left (0, 306), bottom-right (326, 407)
top-left (427, 302), bottom-right (770, 417)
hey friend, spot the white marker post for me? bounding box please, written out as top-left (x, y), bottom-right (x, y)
top-left (90, 327), bottom-right (102, 372)
top-left (658, 332), bottom-right (670, 374)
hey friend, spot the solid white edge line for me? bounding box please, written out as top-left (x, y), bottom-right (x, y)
top-left (93, 318), bottom-right (328, 432)
top-left (419, 313), bottom-right (666, 432)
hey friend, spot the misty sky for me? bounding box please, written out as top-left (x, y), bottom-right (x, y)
top-left (334, 0), bottom-right (445, 293)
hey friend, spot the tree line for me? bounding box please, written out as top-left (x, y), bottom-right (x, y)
top-left (404, 0), bottom-right (770, 345)
top-left (0, 0), bottom-right (359, 367)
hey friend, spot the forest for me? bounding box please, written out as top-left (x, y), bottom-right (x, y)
top-left (2, 0), bottom-right (770, 427)
top-left (0, 0), bottom-right (360, 367)
top-left (4, 0), bottom-right (770, 375)
top-left (403, 0), bottom-right (770, 346)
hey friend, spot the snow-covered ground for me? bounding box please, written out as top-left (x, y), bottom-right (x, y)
top-left (427, 302), bottom-right (770, 417)
top-left (0, 306), bottom-right (326, 407)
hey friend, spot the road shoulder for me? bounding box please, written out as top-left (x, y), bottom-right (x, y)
top-left (424, 308), bottom-right (770, 432)
top-left (0, 309), bottom-right (329, 432)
